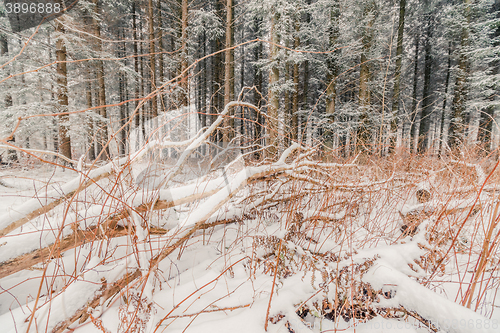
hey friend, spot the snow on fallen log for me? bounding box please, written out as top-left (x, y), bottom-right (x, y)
top-left (0, 131), bottom-right (214, 238)
top-left (0, 174), bottom-right (230, 278)
top-left (399, 195), bottom-right (490, 219)
top-left (0, 168), bottom-right (112, 237)
top-left (0, 144), bottom-right (305, 279)
top-left (48, 144), bottom-right (303, 333)
top-left (8, 255), bottom-right (131, 333)
top-left (351, 226), bottom-right (495, 333)
top-left (363, 262), bottom-right (495, 333)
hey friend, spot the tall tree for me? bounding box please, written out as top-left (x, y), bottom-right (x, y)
top-left (409, 31), bottom-right (420, 152)
top-left (267, 10), bottom-right (280, 157)
top-left (1, 34), bottom-right (12, 109)
top-left (357, 0), bottom-right (376, 152)
top-left (253, 18), bottom-right (264, 157)
top-left (392, 0), bottom-right (406, 149)
top-left (448, 0), bottom-right (471, 150)
top-left (132, 1), bottom-right (141, 138)
top-left (440, 42), bottom-right (453, 155)
top-left (1, 30), bottom-right (16, 162)
top-left (324, 2), bottom-right (340, 150)
top-left (180, 0), bottom-right (189, 107)
top-left (157, 0), bottom-right (165, 111)
top-left (291, 20), bottom-right (300, 142)
top-left (92, 0), bottom-right (110, 160)
top-left (223, 0), bottom-right (235, 145)
top-left (55, 20), bottom-right (72, 160)
top-left (148, 0), bottom-right (158, 117)
top-left (478, 0), bottom-right (500, 151)
top-left (417, 2), bottom-right (434, 153)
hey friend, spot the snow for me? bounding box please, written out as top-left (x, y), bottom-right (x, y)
top-left (1, 150), bottom-right (500, 333)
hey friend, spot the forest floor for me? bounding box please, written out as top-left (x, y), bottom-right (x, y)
top-left (0, 149), bottom-right (500, 333)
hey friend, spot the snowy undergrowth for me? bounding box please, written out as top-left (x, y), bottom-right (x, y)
top-left (1, 150), bottom-right (500, 333)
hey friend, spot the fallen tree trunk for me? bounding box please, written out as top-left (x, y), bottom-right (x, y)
top-left (0, 134), bottom-right (211, 238)
top-left (50, 144), bottom-right (303, 333)
top-left (51, 216), bottom-right (244, 333)
top-left (0, 171), bottom-right (112, 237)
top-left (0, 183), bottom-right (223, 279)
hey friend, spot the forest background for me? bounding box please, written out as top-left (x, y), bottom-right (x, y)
top-left (1, 0), bottom-right (499, 161)
top-left (2, 1), bottom-right (500, 333)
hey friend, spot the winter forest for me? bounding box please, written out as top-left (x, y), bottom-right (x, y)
top-left (1, 0), bottom-right (500, 332)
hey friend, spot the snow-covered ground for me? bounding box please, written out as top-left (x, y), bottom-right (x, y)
top-left (1, 150), bottom-right (500, 333)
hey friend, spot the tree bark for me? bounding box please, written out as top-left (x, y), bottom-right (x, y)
top-left (478, 0), bottom-right (500, 151)
top-left (440, 42), bottom-right (452, 155)
top-left (253, 19), bottom-right (264, 158)
top-left (357, 1), bottom-right (376, 153)
top-left (410, 33), bottom-right (420, 152)
top-left (284, 47), bottom-right (290, 146)
top-left (201, 31), bottom-right (207, 128)
top-left (239, 26), bottom-right (246, 142)
top-left (118, 28), bottom-right (128, 155)
top-left (392, 0), bottom-right (406, 149)
top-left (0, 34), bottom-right (12, 108)
top-left (267, 12), bottom-right (280, 158)
top-left (86, 77), bottom-right (96, 161)
top-left (223, 0), bottom-right (235, 146)
top-left (132, 2), bottom-right (140, 131)
top-left (291, 21), bottom-right (300, 142)
top-left (1, 32), bottom-right (16, 161)
top-left (324, 3), bottom-right (340, 151)
top-left (180, 0), bottom-right (189, 107)
top-left (55, 20), bottom-right (72, 160)
top-left (449, 0), bottom-right (471, 150)
top-left (417, 6), bottom-right (434, 153)
top-left (157, 0), bottom-right (165, 111)
top-left (93, 0), bottom-right (110, 160)
top-left (148, 0), bottom-right (158, 118)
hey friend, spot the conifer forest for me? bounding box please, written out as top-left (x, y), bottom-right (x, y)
top-left (1, 0), bottom-right (500, 332)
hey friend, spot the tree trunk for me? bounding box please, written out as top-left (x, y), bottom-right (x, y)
top-left (147, 0), bottom-right (158, 118)
top-left (478, 0), bottom-right (500, 151)
top-left (1, 34), bottom-right (12, 108)
top-left (440, 42), bottom-right (452, 155)
top-left (324, 3), bottom-right (340, 151)
top-left (93, 0), bottom-right (109, 160)
top-left (180, 0), bottom-right (189, 107)
top-left (392, 0), bottom-right (406, 149)
top-left (291, 21), bottom-right (300, 142)
top-left (410, 33), bottom-right (420, 152)
top-left (55, 20), bottom-right (72, 161)
top-left (132, 2), bottom-right (140, 131)
top-left (253, 19), bottom-right (264, 158)
top-left (201, 31), bottom-right (207, 129)
top-left (118, 29), bottom-right (128, 156)
top-left (211, 36), bottom-right (222, 144)
top-left (357, 1), bottom-right (376, 153)
top-left (267, 12), bottom-right (280, 158)
top-left (157, 0), bottom-right (165, 111)
top-left (418, 7), bottom-right (434, 153)
top-left (139, 19), bottom-right (146, 141)
top-left (301, 0), bottom-right (312, 144)
top-left (449, 0), bottom-right (471, 150)
top-left (86, 76), bottom-right (96, 161)
top-left (223, 0), bottom-right (235, 146)
top-left (284, 49), bottom-right (290, 146)
top-left (1, 31), bottom-right (16, 161)
top-left (302, 61), bottom-right (309, 144)
top-left (239, 26), bottom-right (246, 142)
